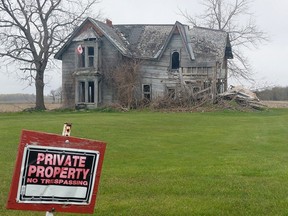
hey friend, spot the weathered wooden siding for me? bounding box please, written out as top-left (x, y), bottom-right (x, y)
top-left (140, 33), bottom-right (195, 99)
top-left (100, 37), bottom-right (122, 104)
top-left (62, 41), bottom-right (77, 108)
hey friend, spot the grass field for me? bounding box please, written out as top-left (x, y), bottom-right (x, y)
top-left (1, 109), bottom-right (288, 215)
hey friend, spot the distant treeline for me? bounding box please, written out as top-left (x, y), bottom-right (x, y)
top-left (256, 86), bottom-right (288, 101)
top-left (0, 94), bottom-right (53, 103)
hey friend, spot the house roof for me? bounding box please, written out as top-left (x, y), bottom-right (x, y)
top-left (114, 24), bottom-right (173, 58)
top-left (90, 19), bottom-right (131, 56)
top-left (190, 27), bottom-right (233, 61)
top-left (54, 18), bottom-right (233, 62)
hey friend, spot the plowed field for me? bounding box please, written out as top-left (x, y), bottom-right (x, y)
top-left (0, 103), bottom-right (62, 112)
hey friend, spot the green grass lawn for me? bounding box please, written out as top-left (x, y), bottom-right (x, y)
top-left (1, 109), bottom-right (288, 215)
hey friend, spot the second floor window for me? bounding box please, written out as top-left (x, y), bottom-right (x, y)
top-left (171, 51), bottom-right (180, 70)
top-left (88, 47), bottom-right (94, 67)
top-left (77, 45), bottom-right (95, 68)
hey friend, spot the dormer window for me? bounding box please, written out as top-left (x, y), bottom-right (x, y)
top-left (171, 51), bottom-right (180, 69)
top-left (77, 45), bottom-right (95, 68)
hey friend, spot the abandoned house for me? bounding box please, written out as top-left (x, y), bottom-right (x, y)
top-left (54, 17), bottom-right (233, 108)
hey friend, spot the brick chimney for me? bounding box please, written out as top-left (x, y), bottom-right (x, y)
top-left (106, 19), bottom-right (113, 27)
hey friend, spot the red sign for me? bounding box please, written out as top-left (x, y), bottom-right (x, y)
top-left (6, 130), bottom-right (106, 214)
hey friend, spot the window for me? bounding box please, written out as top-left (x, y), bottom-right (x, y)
top-left (193, 87), bottom-right (200, 93)
top-left (78, 47), bottom-right (86, 68)
top-left (171, 51), bottom-right (180, 69)
top-left (78, 81), bottom-right (95, 103)
top-left (88, 47), bottom-right (94, 67)
top-left (167, 88), bottom-right (176, 99)
top-left (204, 80), bottom-right (211, 89)
top-left (77, 46), bottom-right (95, 68)
top-left (143, 84), bottom-right (151, 100)
top-left (88, 81), bottom-right (95, 103)
top-left (79, 81), bottom-right (85, 102)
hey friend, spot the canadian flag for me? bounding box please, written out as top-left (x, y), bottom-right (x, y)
top-left (76, 44), bottom-right (83, 54)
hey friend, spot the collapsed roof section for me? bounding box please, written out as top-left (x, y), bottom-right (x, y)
top-left (55, 17), bottom-right (233, 63)
top-left (190, 27), bottom-right (233, 61)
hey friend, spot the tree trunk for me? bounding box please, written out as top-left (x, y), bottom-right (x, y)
top-left (35, 71), bottom-right (46, 110)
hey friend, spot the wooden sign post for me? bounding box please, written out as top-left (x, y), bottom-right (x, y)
top-left (6, 129), bottom-right (106, 214)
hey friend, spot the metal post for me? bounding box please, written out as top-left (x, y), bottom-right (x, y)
top-left (45, 207), bottom-right (55, 216)
top-left (45, 123), bottom-right (72, 215)
top-left (45, 211), bottom-right (54, 216)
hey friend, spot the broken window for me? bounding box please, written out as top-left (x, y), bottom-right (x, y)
top-left (79, 81), bottom-right (85, 102)
top-left (88, 81), bottom-right (95, 103)
top-left (171, 51), bottom-right (180, 69)
top-left (204, 80), bottom-right (211, 89)
top-left (88, 47), bottom-right (94, 67)
top-left (143, 84), bottom-right (151, 100)
top-left (77, 46), bottom-right (95, 68)
top-left (167, 88), bottom-right (176, 99)
top-left (78, 47), bottom-right (86, 68)
top-left (193, 87), bottom-right (200, 93)
top-left (78, 81), bottom-right (95, 103)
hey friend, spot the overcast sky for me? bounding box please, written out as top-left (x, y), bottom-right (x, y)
top-left (0, 0), bottom-right (287, 94)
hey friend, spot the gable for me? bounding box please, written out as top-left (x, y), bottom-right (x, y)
top-left (155, 22), bottom-right (195, 61)
top-left (73, 28), bottom-right (99, 41)
top-left (54, 18), bottom-right (130, 60)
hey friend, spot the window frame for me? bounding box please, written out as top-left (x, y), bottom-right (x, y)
top-left (167, 87), bottom-right (176, 99)
top-left (88, 81), bottom-right (95, 103)
top-left (76, 43), bottom-right (96, 69)
top-left (87, 46), bottom-right (95, 68)
top-left (77, 80), bottom-right (96, 104)
top-left (78, 81), bottom-right (86, 102)
top-left (171, 51), bottom-right (180, 70)
top-left (142, 84), bottom-right (152, 101)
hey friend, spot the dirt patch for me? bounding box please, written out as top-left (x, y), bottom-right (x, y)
top-left (0, 103), bottom-right (62, 112)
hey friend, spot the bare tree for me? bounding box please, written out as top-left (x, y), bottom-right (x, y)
top-left (180, 0), bottom-right (268, 81)
top-left (50, 89), bottom-right (56, 104)
top-left (55, 86), bottom-right (63, 103)
top-left (0, 0), bottom-right (100, 110)
top-left (50, 86), bottom-right (62, 103)
top-left (104, 58), bottom-right (142, 110)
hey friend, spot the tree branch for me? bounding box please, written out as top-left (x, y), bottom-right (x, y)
top-left (180, 0), bottom-right (268, 81)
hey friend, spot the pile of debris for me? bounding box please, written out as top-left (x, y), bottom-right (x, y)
top-left (218, 86), bottom-right (267, 110)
